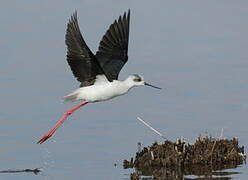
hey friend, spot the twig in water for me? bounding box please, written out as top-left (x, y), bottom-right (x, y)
top-left (210, 128), bottom-right (225, 164)
top-left (137, 117), bottom-right (166, 140)
top-left (0, 168), bottom-right (41, 175)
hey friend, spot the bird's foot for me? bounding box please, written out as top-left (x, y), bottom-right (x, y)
top-left (37, 131), bottom-right (53, 144)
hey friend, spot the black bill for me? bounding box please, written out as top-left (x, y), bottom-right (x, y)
top-left (144, 82), bottom-right (162, 89)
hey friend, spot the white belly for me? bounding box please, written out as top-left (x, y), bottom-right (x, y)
top-left (72, 82), bottom-right (129, 102)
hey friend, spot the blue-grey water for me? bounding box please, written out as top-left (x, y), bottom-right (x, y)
top-left (0, 1), bottom-right (247, 180)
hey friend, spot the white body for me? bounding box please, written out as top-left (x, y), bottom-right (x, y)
top-left (63, 75), bottom-right (144, 103)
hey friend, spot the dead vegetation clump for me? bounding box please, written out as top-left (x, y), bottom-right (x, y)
top-left (124, 136), bottom-right (246, 179)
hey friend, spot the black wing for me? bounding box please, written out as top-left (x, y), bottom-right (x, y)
top-left (66, 11), bottom-right (105, 87)
top-left (95, 10), bottom-right (130, 81)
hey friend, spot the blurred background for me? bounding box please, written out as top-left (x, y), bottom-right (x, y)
top-left (0, 0), bottom-right (247, 179)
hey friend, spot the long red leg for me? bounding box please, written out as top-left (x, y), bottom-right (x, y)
top-left (37, 101), bottom-right (89, 144)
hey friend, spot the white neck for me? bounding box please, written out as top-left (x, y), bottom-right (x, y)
top-left (122, 78), bottom-right (136, 91)
top-left (110, 78), bottom-right (134, 96)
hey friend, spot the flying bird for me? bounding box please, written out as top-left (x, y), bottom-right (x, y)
top-left (37, 10), bottom-right (161, 144)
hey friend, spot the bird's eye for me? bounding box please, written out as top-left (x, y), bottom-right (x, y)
top-left (134, 77), bottom-right (141, 82)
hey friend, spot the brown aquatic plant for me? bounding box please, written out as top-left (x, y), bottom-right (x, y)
top-left (124, 136), bottom-right (246, 180)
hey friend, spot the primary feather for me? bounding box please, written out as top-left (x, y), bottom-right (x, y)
top-left (96, 10), bottom-right (130, 81)
top-left (65, 11), bottom-right (106, 87)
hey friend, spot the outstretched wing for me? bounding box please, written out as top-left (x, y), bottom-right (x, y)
top-left (66, 11), bottom-right (106, 87)
top-left (96, 10), bottom-right (130, 81)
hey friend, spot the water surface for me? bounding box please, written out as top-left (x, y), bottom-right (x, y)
top-left (0, 1), bottom-right (247, 180)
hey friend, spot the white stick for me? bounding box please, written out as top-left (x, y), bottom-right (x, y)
top-left (137, 117), bottom-right (166, 139)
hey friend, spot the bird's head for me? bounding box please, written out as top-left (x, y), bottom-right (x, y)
top-left (126, 74), bottom-right (161, 89)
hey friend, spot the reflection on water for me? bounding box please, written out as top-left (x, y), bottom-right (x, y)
top-left (131, 164), bottom-right (241, 180)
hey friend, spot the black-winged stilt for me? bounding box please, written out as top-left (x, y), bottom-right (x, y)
top-left (37, 10), bottom-right (161, 144)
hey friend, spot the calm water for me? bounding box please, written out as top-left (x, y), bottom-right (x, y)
top-left (0, 1), bottom-right (247, 180)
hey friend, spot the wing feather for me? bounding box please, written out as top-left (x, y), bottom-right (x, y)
top-left (96, 10), bottom-right (130, 81)
top-left (65, 11), bottom-right (105, 87)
